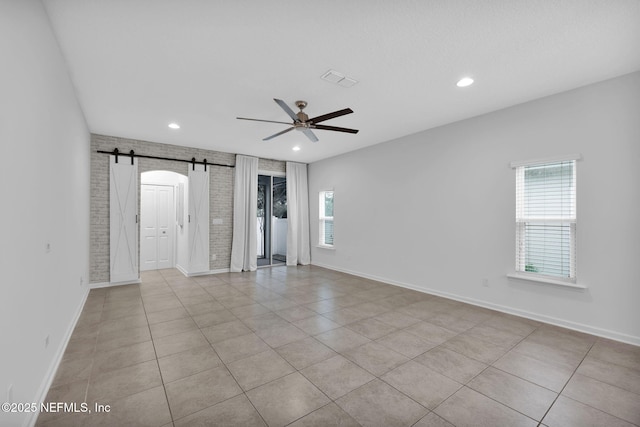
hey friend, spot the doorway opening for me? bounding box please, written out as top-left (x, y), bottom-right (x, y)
top-left (140, 171), bottom-right (187, 271)
top-left (257, 174), bottom-right (287, 267)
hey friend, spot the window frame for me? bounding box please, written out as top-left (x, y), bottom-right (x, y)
top-left (509, 154), bottom-right (583, 287)
top-left (318, 190), bottom-right (334, 248)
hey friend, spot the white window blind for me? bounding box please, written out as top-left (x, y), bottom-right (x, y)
top-left (319, 191), bottom-right (334, 246)
top-left (515, 160), bottom-right (576, 281)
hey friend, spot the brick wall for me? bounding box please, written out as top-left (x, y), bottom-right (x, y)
top-left (258, 158), bottom-right (286, 174)
top-left (90, 134), bottom-right (286, 283)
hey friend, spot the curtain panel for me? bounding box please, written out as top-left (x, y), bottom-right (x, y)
top-left (230, 155), bottom-right (258, 272)
top-left (286, 162), bottom-right (311, 266)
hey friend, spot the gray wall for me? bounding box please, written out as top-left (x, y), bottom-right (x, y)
top-left (0, 1), bottom-right (91, 426)
top-left (90, 134), bottom-right (285, 283)
top-left (309, 71), bottom-right (640, 344)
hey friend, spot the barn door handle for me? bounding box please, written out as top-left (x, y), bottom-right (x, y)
top-left (188, 215), bottom-right (191, 223)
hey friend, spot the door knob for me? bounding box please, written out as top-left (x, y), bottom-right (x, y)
top-left (162, 231), bottom-right (166, 234)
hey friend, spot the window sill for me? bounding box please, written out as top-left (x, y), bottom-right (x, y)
top-left (507, 273), bottom-right (587, 289)
top-left (316, 245), bottom-right (335, 250)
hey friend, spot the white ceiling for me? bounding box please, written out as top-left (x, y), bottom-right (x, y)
top-left (43, 0), bottom-right (640, 163)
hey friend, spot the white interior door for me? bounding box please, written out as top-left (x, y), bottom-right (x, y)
top-left (140, 185), bottom-right (157, 271)
top-left (188, 165), bottom-right (209, 273)
top-left (110, 156), bottom-right (138, 283)
top-left (156, 186), bottom-right (174, 269)
top-left (141, 184), bottom-right (175, 271)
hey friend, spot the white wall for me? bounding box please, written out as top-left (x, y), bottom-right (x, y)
top-left (0, 1), bottom-right (90, 426)
top-left (273, 218), bottom-right (288, 256)
top-left (309, 72), bottom-right (640, 345)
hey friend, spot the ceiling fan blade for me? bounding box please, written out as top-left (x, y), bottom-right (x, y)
top-left (274, 99), bottom-right (300, 123)
top-left (237, 117), bottom-right (292, 125)
top-left (301, 128), bottom-right (319, 142)
top-left (313, 124), bottom-right (359, 134)
top-left (263, 127), bottom-right (294, 141)
top-left (309, 108), bottom-right (353, 124)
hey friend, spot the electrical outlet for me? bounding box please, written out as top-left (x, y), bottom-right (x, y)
top-left (211, 254), bottom-right (217, 261)
top-left (45, 335), bottom-right (49, 349)
top-left (7, 384), bottom-right (13, 403)
top-left (45, 243), bottom-right (51, 253)
top-left (482, 278), bottom-right (489, 287)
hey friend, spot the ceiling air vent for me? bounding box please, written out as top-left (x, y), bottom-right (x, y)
top-left (321, 70), bottom-right (358, 87)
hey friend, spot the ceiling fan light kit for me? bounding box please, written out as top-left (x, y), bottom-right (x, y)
top-left (237, 98), bottom-right (359, 143)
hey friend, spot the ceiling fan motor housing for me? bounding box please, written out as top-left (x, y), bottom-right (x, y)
top-left (295, 101), bottom-right (309, 124)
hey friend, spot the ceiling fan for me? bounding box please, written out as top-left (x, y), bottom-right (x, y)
top-left (237, 98), bottom-right (359, 142)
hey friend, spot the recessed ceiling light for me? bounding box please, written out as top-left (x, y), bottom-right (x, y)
top-left (456, 77), bottom-right (474, 88)
top-left (292, 146), bottom-right (301, 152)
top-left (168, 122), bottom-right (180, 129)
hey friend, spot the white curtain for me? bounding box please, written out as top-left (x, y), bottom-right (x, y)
top-left (286, 162), bottom-right (311, 265)
top-left (230, 155), bottom-right (258, 272)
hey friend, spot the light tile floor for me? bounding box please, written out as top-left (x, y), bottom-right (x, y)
top-left (35, 266), bottom-right (640, 427)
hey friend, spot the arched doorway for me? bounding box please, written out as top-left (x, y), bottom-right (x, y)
top-left (140, 170), bottom-right (187, 271)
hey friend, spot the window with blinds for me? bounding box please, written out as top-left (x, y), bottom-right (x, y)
top-left (319, 191), bottom-right (334, 247)
top-left (515, 160), bottom-right (576, 281)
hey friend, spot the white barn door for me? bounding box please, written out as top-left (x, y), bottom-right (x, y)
top-left (188, 165), bottom-right (209, 273)
top-left (110, 155), bottom-right (139, 283)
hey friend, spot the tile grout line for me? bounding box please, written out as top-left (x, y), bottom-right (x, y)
top-left (141, 272), bottom-right (177, 424)
top-left (409, 315), bottom-right (545, 426)
top-left (213, 272), bottom-right (288, 427)
top-left (82, 291), bottom-right (105, 405)
top-left (534, 338), bottom-right (597, 427)
top-left (160, 270), bottom-right (237, 424)
top-left (158, 271), bottom-right (270, 425)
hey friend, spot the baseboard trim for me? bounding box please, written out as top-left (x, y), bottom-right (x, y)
top-left (26, 287), bottom-right (90, 427)
top-left (175, 263), bottom-right (230, 277)
top-left (311, 262), bottom-right (640, 347)
top-left (89, 267), bottom-right (232, 286)
top-left (175, 264), bottom-right (188, 277)
top-left (187, 268), bottom-right (230, 277)
top-left (89, 278), bottom-right (141, 289)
